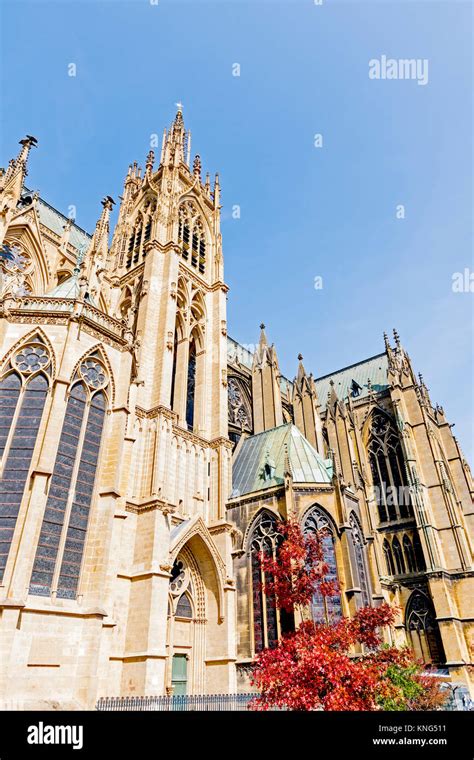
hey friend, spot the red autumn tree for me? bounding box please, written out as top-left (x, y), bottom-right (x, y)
top-left (251, 519), bottom-right (447, 711)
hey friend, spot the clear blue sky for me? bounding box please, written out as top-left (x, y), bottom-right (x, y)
top-left (1, 0), bottom-right (472, 462)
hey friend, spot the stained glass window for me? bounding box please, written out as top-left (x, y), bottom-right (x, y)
top-left (0, 372), bottom-right (21, 456)
top-left (251, 547), bottom-right (264, 653)
top-left (350, 515), bottom-right (370, 607)
top-left (176, 593), bottom-right (193, 618)
top-left (29, 359), bottom-right (108, 600)
top-left (250, 513), bottom-right (280, 653)
top-left (368, 410), bottom-right (413, 523)
top-left (228, 377), bottom-right (252, 431)
top-left (304, 508), bottom-right (342, 624)
top-left (56, 391), bottom-right (106, 598)
top-left (406, 590), bottom-right (445, 664)
top-left (13, 345), bottom-right (49, 374)
top-left (185, 342), bottom-right (196, 430)
top-left (80, 360), bottom-right (106, 389)
top-left (29, 383), bottom-right (87, 596)
top-left (0, 373), bottom-right (48, 580)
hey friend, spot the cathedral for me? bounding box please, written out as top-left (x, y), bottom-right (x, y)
top-left (0, 110), bottom-right (472, 710)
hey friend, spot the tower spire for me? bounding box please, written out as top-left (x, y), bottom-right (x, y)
top-left (1, 135), bottom-right (38, 189)
top-left (251, 324), bottom-right (283, 433)
top-left (163, 105), bottom-right (189, 168)
top-left (292, 353), bottom-right (324, 453)
top-left (84, 196), bottom-right (115, 301)
top-left (0, 135), bottom-right (38, 244)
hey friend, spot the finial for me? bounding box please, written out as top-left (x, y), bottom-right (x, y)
top-left (193, 154), bottom-right (202, 179)
top-left (145, 149), bottom-right (155, 174)
top-left (383, 331), bottom-right (391, 350)
top-left (173, 103), bottom-right (184, 128)
top-left (298, 353), bottom-right (303, 362)
top-left (260, 322), bottom-right (265, 330)
top-left (393, 328), bottom-right (401, 349)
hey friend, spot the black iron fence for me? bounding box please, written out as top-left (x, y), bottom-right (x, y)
top-left (96, 693), bottom-right (257, 711)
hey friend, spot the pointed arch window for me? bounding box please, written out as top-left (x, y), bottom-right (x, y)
top-left (0, 342), bottom-right (51, 581)
top-left (228, 377), bottom-right (252, 432)
top-left (368, 410), bottom-right (413, 523)
top-left (383, 538), bottom-right (395, 576)
top-left (144, 217), bottom-right (152, 244)
top-left (349, 515), bottom-right (371, 607)
top-left (185, 339), bottom-right (196, 430)
top-left (29, 356), bottom-right (108, 599)
top-left (133, 220), bottom-right (143, 265)
top-left (178, 202), bottom-right (206, 274)
top-left (403, 534), bottom-right (417, 573)
top-left (250, 513), bottom-right (281, 653)
top-left (170, 332), bottom-right (178, 410)
top-left (406, 590), bottom-right (445, 664)
top-left (176, 593), bottom-right (193, 619)
top-left (304, 508), bottom-right (342, 623)
top-left (412, 532), bottom-right (426, 572)
top-left (126, 230), bottom-right (135, 269)
top-left (169, 558), bottom-right (195, 620)
top-left (392, 536), bottom-right (406, 575)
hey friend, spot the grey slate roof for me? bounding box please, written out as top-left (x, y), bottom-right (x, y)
top-left (226, 337), bottom-right (389, 410)
top-left (315, 353), bottom-right (389, 410)
top-left (22, 188), bottom-right (91, 253)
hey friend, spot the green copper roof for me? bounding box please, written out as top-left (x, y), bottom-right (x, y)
top-left (315, 353), bottom-right (389, 410)
top-left (43, 269), bottom-right (96, 307)
top-left (230, 423), bottom-right (332, 498)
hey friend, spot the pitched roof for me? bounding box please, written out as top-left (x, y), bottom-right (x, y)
top-left (226, 337), bottom-right (390, 409)
top-left (22, 188), bottom-right (92, 253)
top-left (230, 423), bottom-right (332, 498)
top-left (45, 269), bottom-right (97, 306)
top-left (315, 353), bottom-right (389, 410)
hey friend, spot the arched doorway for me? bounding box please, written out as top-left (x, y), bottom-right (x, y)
top-left (167, 553), bottom-right (204, 695)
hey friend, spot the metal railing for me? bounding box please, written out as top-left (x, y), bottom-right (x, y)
top-left (96, 693), bottom-right (257, 711)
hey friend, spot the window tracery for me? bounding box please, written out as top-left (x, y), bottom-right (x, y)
top-left (29, 354), bottom-right (109, 599)
top-left (228, 377), bottom-right (252, 430)
top-left (178, 202), bottom-right (206, 274)
top-left (304, 508), bottom-right (342, 623)
top-left (0, 340), bottom-right (51, 580)
top-left (368, 410), bottom-right (413, 523)
top-left (349, 514), bottom-right (370, 607)
top-left (250, 513), bottom-right (280, 653)
top-left (406, 590), bottom-right (445, 664)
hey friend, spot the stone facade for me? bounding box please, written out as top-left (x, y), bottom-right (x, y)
top-left (0, 114), bottom-right (472, 709)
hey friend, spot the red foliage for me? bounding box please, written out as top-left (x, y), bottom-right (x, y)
top-left (251, 520), bottom-right (446, 711)
top-left (251, 605), bottom-right (397, 711)
top-left (259, 520), bottom-right (339, 613)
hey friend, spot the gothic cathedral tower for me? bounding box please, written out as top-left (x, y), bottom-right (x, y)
top-left (0, 111), bottom-right (236, 708)
top-left (103, 108), bottom-right (236, 698)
